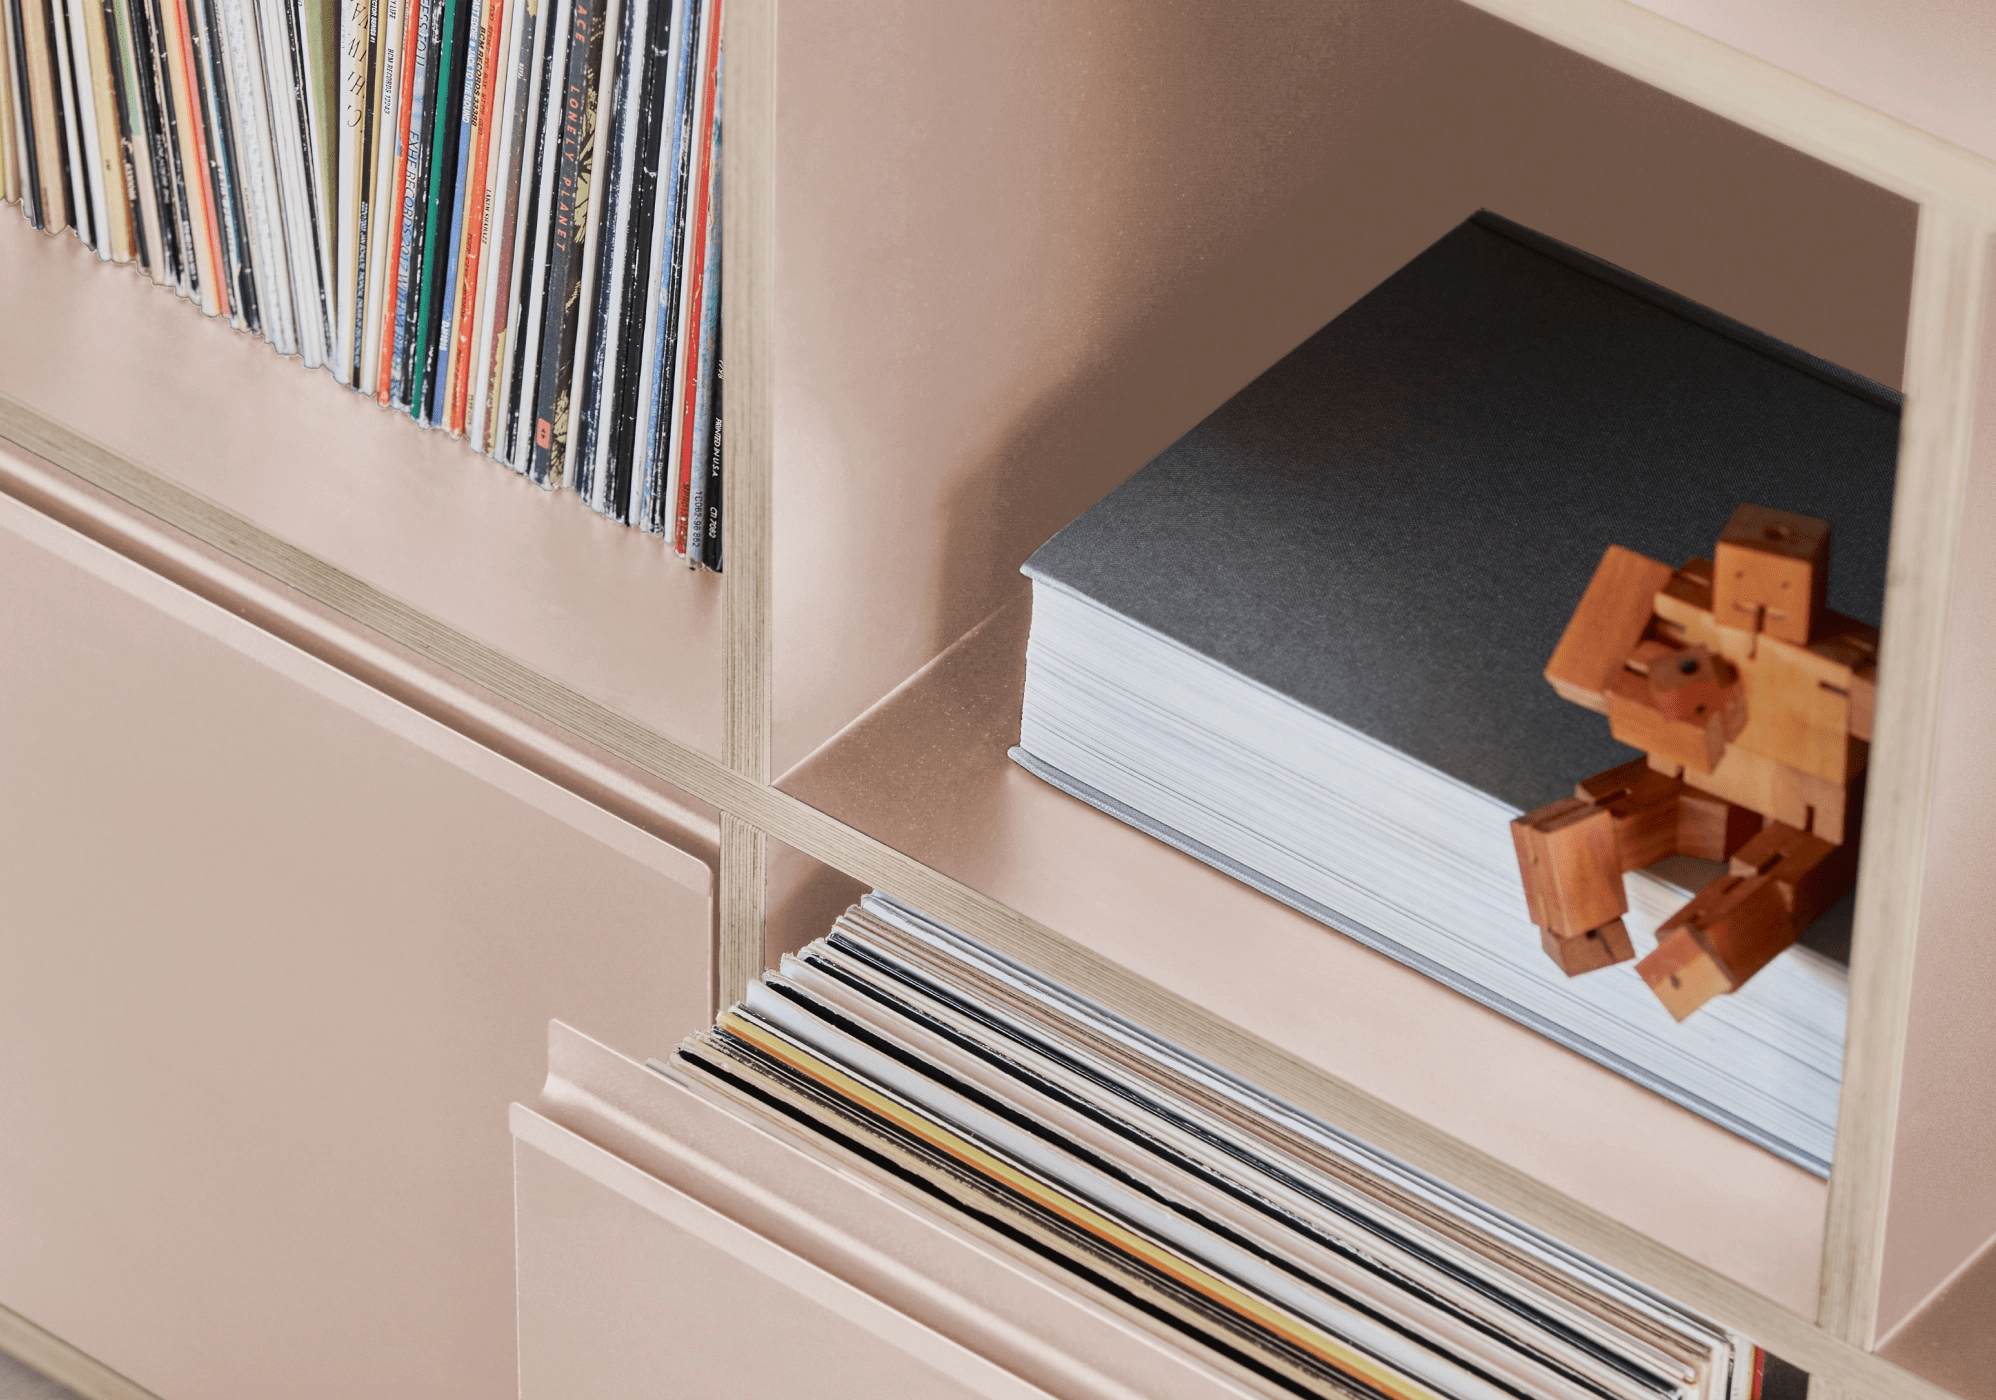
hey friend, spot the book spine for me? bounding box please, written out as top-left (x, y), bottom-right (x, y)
top-left (187, 0), bottom-right (256, 330)
top-left (333, 0), bottom-right (365, 372)
top-left (274, 0), bottom-right (335, 362)
top-left (522, 0), bottom-right (596, 487)
top-left (500, 0), bottom-right (560, 472)
top-left (77, 0), bottom-right (130, 258)
top-left (3, 0), bottom-right (48, 227)
top-left (674, 35), bottom-right (714, 561)
top-left (141, 0), bottom-right (194, 293)
top-left (300, 0), bottom-right (339, 345)
top-left (217, 0), bottom-right (293, 348)
top-left (463, 0), bottom-right (523, 449)
top-left (158, 0), bottom-right (225, 312)
top-left (408, 0), bottom-right (462, 421)
top-left (444, 0), bottom-right (503, 434)
top-left (599, 0), bottom-right (668, 521)
top-left (357, 0), bottom-right (399, 390)
top-left (0, 0), bottom-right (17, 207)
top-left (698, 338), bottom-right (719, 570)
top-left (426, 0), bottom-right (485, 428)
top-left (666, 0), bottom-right (715, 556)
top-left (107, 0), bottom-right (159, 271)
top-left (626, 0), bottom-right (694, 531)
top-left (388, 0), bottom-right (436, 408)
top-left (569, 0), bottom-right (638, 510)
top-left (375, 0), bottom-right (421, 399)
top-left (48, 0), bottom-right (90, 238)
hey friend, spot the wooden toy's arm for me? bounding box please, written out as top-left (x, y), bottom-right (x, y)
top-left (1544, 545), bottom-right (1676, 711)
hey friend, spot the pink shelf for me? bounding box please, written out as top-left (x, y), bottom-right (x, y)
top-left (0, 218), bottom-right (722, 756)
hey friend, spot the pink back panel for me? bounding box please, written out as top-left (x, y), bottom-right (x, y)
top-left (0, 496), bottom-right (714, 1400)
top-left (770, 0), bottom-right (1915, 774)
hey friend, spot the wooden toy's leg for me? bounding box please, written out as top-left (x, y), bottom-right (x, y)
top-left (1638, 874), bottom-right (1791, 1021)
top-left (1637, 818), bottom-right (1856, 1020)
top-left (1512, 794), bottom-right (1633, 976)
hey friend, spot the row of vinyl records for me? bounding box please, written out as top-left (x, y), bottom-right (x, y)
top-left (0, 0), bottom-right (724, 562)
top-left (663, 892), bottom-right (1810, 1400)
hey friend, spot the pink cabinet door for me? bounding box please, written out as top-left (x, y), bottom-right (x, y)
top-left (0, 481), bottom-right (717, 1400)
top-left (514, 1021), bottom-right (1266, 1400)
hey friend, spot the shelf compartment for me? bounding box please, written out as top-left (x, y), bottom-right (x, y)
top-left (0, 218), bottom-right (722, 757)
top-left (778, 591), bottom-right (1829, 1314)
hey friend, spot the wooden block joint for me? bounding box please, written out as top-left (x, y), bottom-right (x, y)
top-left (1730, 820), bottom-right (1857, 930)
top-left (1540, 920), bottom-right (1634, 976)
top-left (1676, 789), bottom-right (1762, 862)
top-left (1575, 759), bottom-right (1680, 871)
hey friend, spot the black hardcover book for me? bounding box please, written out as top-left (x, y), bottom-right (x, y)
top-left (526, 0), bottom-right (604, 487)
top-left (1014, 212), bottom-right (1901, 1171)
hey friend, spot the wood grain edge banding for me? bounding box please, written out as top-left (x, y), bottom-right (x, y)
top-left (0, 1301), bottom-right (164, 1400)
top-left (1462, 0), bottom-right (1996, 215)
top-left (0, 364), bottom-right (1960, 1400)
top-left (1817, 211), bottom-right (1996, 1351)
top-left (0, 430), bottom-right (723, 870)
top-left (719, 812), bottom-right (769, 1012)
top-left (721, 0), bottom-right (774, 786)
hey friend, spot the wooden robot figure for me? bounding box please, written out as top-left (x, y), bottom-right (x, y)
top-left (1511, 504), bottom-right (1879, 1020)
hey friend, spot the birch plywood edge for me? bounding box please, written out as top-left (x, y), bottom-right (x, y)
top-left (1461, 0), bottom-right (1996, 214)
top-left (0, 1303), bottom-right (163, 1400)
top-left (1821, 218), bottom-right (1996, 1351)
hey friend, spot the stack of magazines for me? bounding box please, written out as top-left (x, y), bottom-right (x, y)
top-left (0, 0), bottom-right (722, 561)
top-left (663, 892), bottom-right (1808, 1400)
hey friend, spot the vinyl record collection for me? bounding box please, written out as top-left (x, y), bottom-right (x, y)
top-left (0, 0), bottom-right (723, 562)
top-left (666, 892), bottom-right (1809, 1400)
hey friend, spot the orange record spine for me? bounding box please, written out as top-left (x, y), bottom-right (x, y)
top-left (159, 0), bottom-right (226, 314)
top-left (443, 0), bottom-right (502, 433)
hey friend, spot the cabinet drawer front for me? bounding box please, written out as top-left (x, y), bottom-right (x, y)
top-left (514, 1023), bottom-right (1266, 1400)
top-left (0, 490), bottom-right (716, 1400)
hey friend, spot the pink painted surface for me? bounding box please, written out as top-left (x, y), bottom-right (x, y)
top-left (516, 1021), bottom-right (1264, 1400)
top-left (770, 0), bottom-right (1915, 776)
top-left (781, 595), bottom-right (1829, 1313)
top-left (1879, 1231), bottom-right (1996, 1396)
top-left (515, 1138), bottom-right (1001, 1400)
top-left (0, 498), bottom-right (715, 1400)
top-left (1626, 0), bottom-right (1996, 165)
top-left (1876, 241), bottom-right (1996, 1343)
top-left (0, 218), bottom-right (722, 755)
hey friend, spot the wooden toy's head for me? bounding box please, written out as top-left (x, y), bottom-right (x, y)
top-left (1713, 504), bottom-right (1830, 646)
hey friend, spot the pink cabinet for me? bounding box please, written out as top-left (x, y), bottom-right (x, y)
top-left (0, 483), bottom-right (718, 1400)
top-left (513, 1022), bottom-right (1267, 1400)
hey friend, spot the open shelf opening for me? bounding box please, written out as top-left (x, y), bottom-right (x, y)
top-left (771, 0), bottom-right (1919, 1309)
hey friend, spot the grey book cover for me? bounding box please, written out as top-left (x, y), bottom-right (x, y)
top-left (1022, 212), bottom-right (1901, 815)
